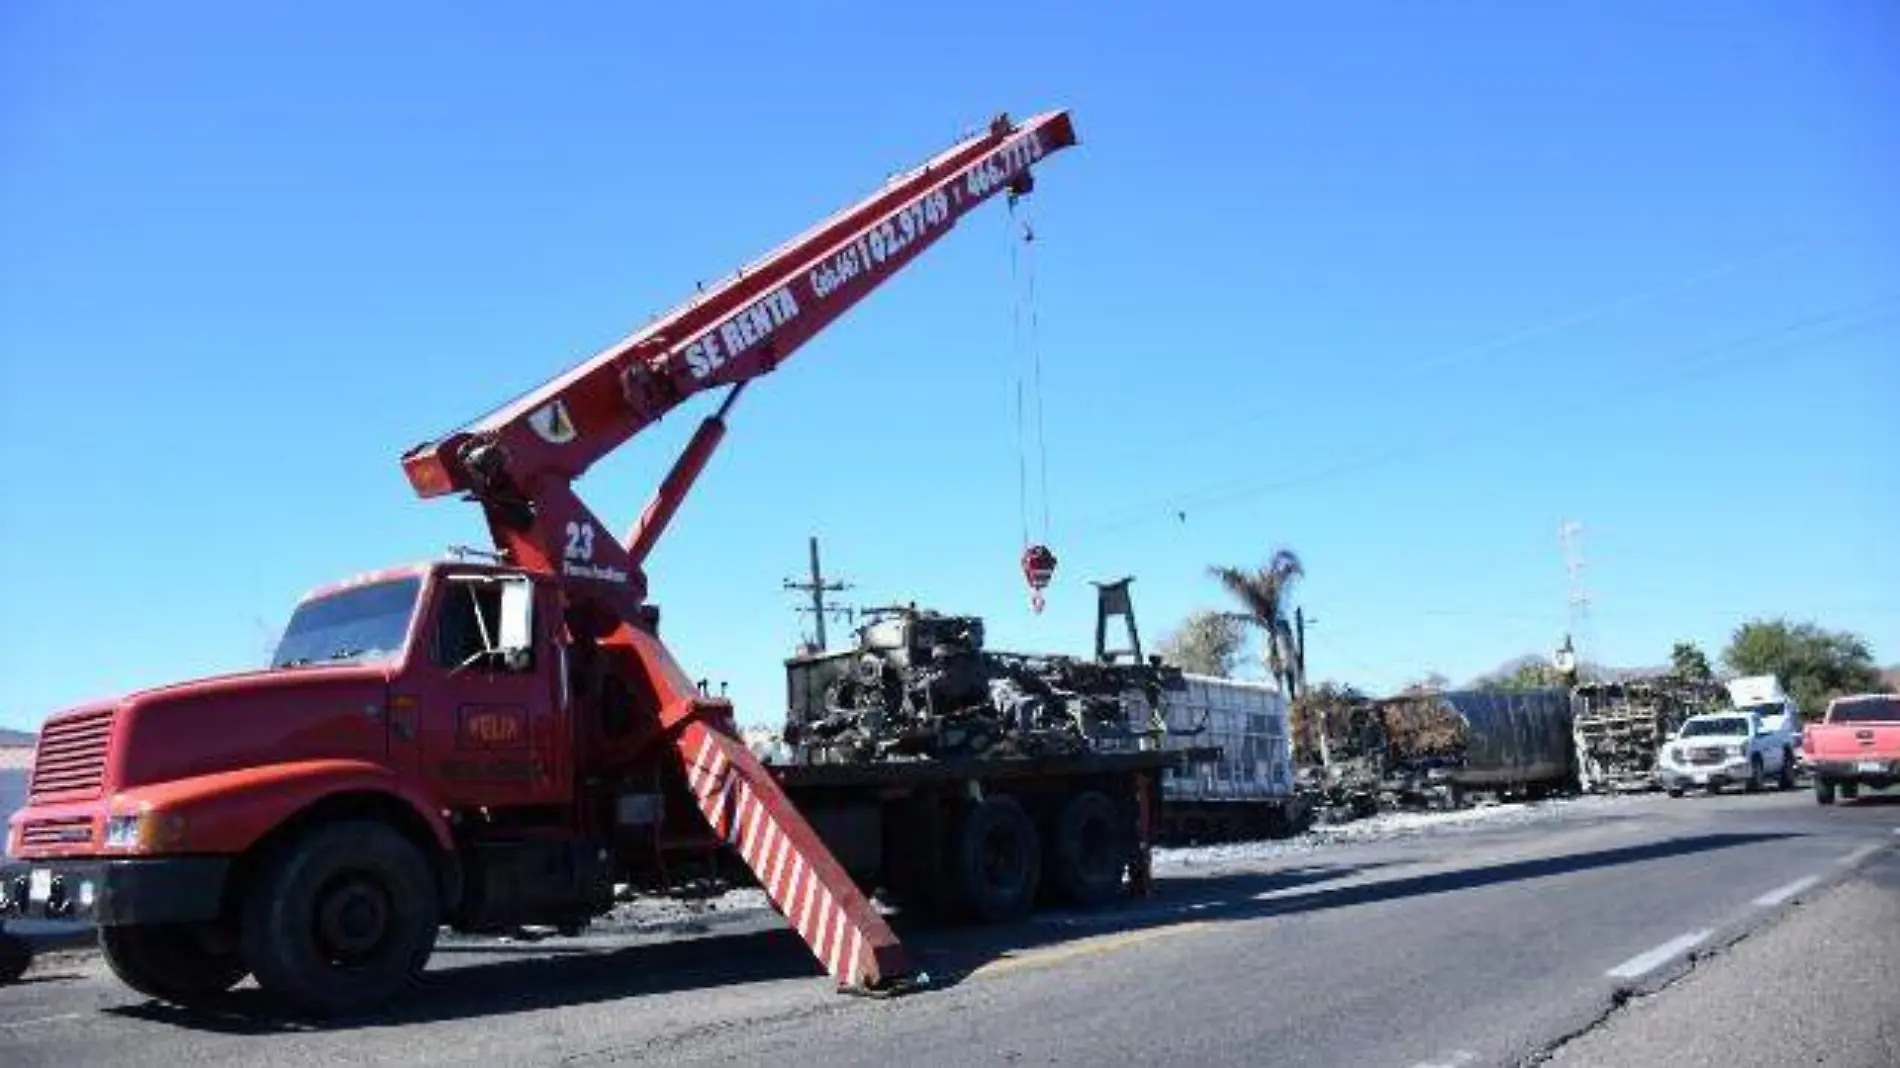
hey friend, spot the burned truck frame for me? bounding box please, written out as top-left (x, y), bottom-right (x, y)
top-left (1572, 675), bottom-right (1726, 793)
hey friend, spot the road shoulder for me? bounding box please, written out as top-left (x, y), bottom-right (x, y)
top-left (1539, 847), bottom-right (1900, 1068)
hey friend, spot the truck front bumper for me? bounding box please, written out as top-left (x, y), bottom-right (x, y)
top-left (0, 857), bottom-right (229, 927)
top-left (1658, 760), bottom-right (1751, 790)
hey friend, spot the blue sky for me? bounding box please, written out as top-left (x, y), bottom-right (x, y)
top-left (2, 1), bottom-right (1896, 733)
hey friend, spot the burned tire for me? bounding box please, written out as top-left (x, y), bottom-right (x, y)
top-left (100, 923), bottom-right (247, 1005)
top-left (951, 796), bottom-right (1041, 924)
top-left (1816, 780), bottom-right (1836, 805)
top-left (0, 929), bottom-right (31, 984)
top-left (1745, 756), bottom-right (1764, 793)
top-left (1047, 791), bottom-right (1128, 909)
top-left (241, 819), bottom-right (440, 1018)
top-left (1777, 751), bottom-right (1797, 791)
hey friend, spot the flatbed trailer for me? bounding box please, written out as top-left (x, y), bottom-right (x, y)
top-left (765, 747), bottom-right (1219, 924)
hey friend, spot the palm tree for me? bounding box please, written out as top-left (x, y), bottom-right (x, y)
top-left (1209, 549), bottom-right (1305, 695)
top-left (1211, 549), bottom-right (1322, 767)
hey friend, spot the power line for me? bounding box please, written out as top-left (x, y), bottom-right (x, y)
top-left (1070, 293), bottom-right (1900, 536)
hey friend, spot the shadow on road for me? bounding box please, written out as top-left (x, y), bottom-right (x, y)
top-left (106, 831), bottom-right (1794, 1034)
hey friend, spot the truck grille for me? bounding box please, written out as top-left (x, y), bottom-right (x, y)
top-left (20, 816), bottom-right (94, 847)
top-left (1688, 747), bottom-right (1726, 765)
top-left (29, 706), bottom-right (115, 799)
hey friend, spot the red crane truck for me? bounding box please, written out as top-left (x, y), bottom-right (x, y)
top-left (1, 109), bottom-right (1197, 1013)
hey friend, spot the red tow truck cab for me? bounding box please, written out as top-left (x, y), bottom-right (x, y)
top-left (1804, 693), bottom-right (1900, 805)
top-left (5, 562), bottom-right (662, 935)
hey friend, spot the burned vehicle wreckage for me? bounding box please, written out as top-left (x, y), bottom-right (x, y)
top-left (1296, 687), bottom-right (1579, 817)
top-left (782, 605), bottom-right (1186, 763)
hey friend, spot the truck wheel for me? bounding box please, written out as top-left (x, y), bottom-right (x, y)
top-left (1666, 787), bottom-right (1684, 798)
top-left (1816, 780), bottom-right (1836, 805)
top-left (100, 923), bottom-right (247, 1005)
top-left (1841, 781), bottom-right (1860, 801)
top-left (1745, 756), bottom-right (1764, 793)
top-left (951, 796), bottom-right (1041, 924)
top-left (0, 929), bottom-right (31, 984)
top-left (1777, 750), bottom-right (1796, 790)
top-left (1047, 791), bottom-right (1128, 909)
top-left (241, 820), bottom-right (440, 1017)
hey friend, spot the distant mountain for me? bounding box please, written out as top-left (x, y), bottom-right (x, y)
top-left (0, 727), bottom-right (37, 746)
top-left (1462, 654), bottom-right (1665, 690)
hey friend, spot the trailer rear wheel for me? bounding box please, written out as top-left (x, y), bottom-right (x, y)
top-left (241, 819), bottom-right (440, 1017)
top-left (951, 796), bottom-right (1040, 924)
top-left (100, 923), bottom-right (247, 1005)
top-left (1047, 791), bottom-right (1127, 908)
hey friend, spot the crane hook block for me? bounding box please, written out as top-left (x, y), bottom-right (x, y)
top-left (1021, 544), bottom-right (1058, 613)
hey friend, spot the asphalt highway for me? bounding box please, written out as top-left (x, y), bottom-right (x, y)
top-left (3, 788), bottom-right (1895, 1067)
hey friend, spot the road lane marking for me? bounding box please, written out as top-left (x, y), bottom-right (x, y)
top-left (1607, 930), bottom-right (1711, 979)
top-left (1408, 1051), bottom-right (1477, 1068)
top-left (1838, 844), bottom-right (1881, 867)
top-left (971, 921), bottom-right (1209, 979)
top-left (0, 1013), bottom-right (82, 1030)
top-left (1752, 874), bottom-right (1820, 908)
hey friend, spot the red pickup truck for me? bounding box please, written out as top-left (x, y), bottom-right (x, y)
top-left (1805, 693), bottom-right (1900, 804)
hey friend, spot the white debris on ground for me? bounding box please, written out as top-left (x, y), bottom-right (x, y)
top-left (1155, 794), bottom-right (1632, 870)
top-left (599, 887), bottom-right (775, 931)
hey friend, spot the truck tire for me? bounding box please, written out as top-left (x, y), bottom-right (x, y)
top-left (1777, 750), bottom-right (1796, 790)
top-left (1745, 756), bottom-right (1764, 793)
top-left (1816, 780), bottom-right (1836, 805)
top-left (1047, 791), bottom-right (1128, 909)
top-left (1841, 781), bottom-right (1860, 801)
top-left (950, 796), bottom-right (1041, 924)
top-left (100, 923), bottom-right (247, 1005)
top-left (240, 819), bottom-right (440, 1018)
top-left (0, 929), bottom-right (31, 984)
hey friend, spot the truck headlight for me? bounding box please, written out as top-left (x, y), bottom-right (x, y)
top-left (104, 815), bottom-right (143, 849)
top-left (1727, 744), bottom-right (1747, 758)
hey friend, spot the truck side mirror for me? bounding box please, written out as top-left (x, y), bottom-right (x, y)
top-left (498, 579), bottom-right (534, 666)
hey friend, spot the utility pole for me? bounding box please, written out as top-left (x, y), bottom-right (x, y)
top-left (784, 535), bottom-right (853, 653)
top-left (1558, 520), bottom-right (1591, 683)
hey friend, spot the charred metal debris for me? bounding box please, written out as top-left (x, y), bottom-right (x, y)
top-left (782, 605), bottom-right (1188, 763)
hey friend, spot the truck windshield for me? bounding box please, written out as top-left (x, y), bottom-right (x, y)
top-left (272, 576), bottom-right (422, 668)
top-left (1679, 717), bottom-right (1747, 738)
top-left (1829, 697), bottom-right (1900, 724)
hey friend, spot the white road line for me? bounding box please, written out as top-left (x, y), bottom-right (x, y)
top-left (1607, 930), bottom-right (1711, 979)
top-left (0, 1012), bottom-right (82, 1030)
top-left (1752, 874), bottom-right (1820, 908)
top-left (1838, 844), bottom-right (1881, 867)
top-left (1408, 1051), bottom-right (1477, 1068)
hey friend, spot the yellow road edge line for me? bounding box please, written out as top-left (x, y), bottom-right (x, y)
top-left (970, 921), bottom-right (1211, 979)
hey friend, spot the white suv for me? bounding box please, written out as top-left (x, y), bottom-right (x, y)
top-left (1656, 710), bottom-right (1799, 795)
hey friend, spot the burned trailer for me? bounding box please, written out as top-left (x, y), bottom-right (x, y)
top-left (1304, 687), bottom-right (1579, 813)
top-left (1409, 688), bottom-right (1579, 802)
top-left (1146, 674), bottom-right (1313, 842)
top-left (1572, 675), bottom-right (1725, 793)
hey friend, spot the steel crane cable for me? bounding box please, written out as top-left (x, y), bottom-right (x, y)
top-left (1007, 193), bottom-right (1059, 612)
